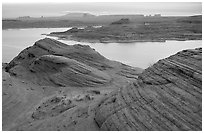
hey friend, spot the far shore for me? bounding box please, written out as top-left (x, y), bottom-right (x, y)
top-left (46, 34), bottom-right (202, 44)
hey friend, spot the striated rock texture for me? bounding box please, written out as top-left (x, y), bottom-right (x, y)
top-left (95, 48), bottom-right (202, 131)
top-left (29, 55), bottom-right (111, 87)
top-left (5, 38), bottom-right (142, 87)
top-left (5, 38), bottom-right (109, 72)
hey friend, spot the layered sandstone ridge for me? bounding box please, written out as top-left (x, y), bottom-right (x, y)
top-left (29, 55), bottom-right (111, 87)
top-left (5, 38), bottom-right (142, 87)
top-left (95, 48), bottom-right (202, 131)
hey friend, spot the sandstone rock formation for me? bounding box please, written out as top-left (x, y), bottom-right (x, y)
top-left (3, 38), bottom-right (201, 131)
top-left (95, 48), bottom-right (202, 131)
top-left (5, 38), bottom-right (142, 87)
top-left (29, 55), bottom-right (111, 87)
top-left (3, 38), bottom-right (142, 131)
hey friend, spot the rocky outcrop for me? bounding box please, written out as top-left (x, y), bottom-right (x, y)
top-left (5, 38), bottom-right (109, 71)
top-left (32, 96), bottom-right (75, 120)
top-left (5, 38), bottom-right (142, 87)
top-left (95, 48), bottom-right (202, 131)
top-left (29, 55), bottom-right (111, 87)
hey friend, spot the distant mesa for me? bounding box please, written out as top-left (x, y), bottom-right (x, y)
top-left (18, 16), bottom-right (31, 19)
top-left (61, 12), bottom-right (96, 18)
top-left (111, 18), bottom-right (130, 25)
top-left (145, 14), bottom-right (162, 17)
top-left (154, 14), bottom-right (161, 17)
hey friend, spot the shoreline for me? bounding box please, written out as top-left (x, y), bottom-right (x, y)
top-left (46, 34), bottom-right (201, 43)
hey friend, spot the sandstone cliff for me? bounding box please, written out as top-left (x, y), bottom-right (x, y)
top-left (95, 48), bottom-right (202, 131)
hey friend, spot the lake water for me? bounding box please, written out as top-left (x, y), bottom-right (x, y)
top-left (2, 28), bottom-right (202, 69)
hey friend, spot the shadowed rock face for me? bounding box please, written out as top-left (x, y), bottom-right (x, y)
top-left (95, 48), bottom-right (202, 131)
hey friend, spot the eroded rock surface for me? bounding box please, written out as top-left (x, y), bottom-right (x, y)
top-left (5, 38), bottom-right (142, 87)
top-left (32, 96), bottom-right (75, 120)
top-left (95, 48), bottom-right (202, 131)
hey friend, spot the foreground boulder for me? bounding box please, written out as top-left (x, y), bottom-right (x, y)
top-left (95, 48), bottom-right (202, 131)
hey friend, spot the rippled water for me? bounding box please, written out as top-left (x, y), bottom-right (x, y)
top-left (2, 28), bottom-right (202, 69)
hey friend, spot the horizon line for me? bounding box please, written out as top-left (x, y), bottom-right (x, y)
top-left (2, 12), bottom-right (202, 19)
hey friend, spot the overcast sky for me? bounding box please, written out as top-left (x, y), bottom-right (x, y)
top-left (2, 2), bottom-right (202, 18)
